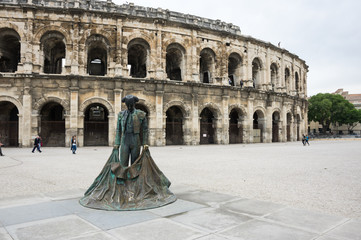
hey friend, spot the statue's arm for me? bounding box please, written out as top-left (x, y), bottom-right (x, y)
top-left (114, 113), bottom-right (121, 149)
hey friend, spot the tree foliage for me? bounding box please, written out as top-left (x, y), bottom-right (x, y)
top-left (308, 93), bottom-right (361, 133)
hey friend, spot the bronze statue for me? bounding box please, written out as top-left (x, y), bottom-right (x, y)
top-left (79, 95), bottom-right (176, 210)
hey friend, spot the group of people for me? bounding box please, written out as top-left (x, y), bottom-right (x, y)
top-left (30, 135), bottom-right (77, 154)
top-left (302, 134), bottom-right (310, 146)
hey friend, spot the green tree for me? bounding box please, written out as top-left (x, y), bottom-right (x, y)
top-left (308, 93), bottom-right (360, 133)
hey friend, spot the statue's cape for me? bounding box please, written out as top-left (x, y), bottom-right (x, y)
top-left (79, 148), bottom-right (176, 211)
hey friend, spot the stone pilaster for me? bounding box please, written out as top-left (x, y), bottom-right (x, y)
top-left (68, 87), bottom-right (79, 146)
top-left (221, 94), bottom-right (229, 144)
top-left (22, 85), bottom-right (32, 147)
top-left (155, 90), bottom-right (164, 146)
top-left (246, 97), bottom-right (254, 143)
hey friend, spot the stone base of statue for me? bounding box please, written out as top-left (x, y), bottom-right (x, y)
top-left (79, 148), bottom-right (176, 211)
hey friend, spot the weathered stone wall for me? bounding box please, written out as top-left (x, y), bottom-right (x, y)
top-left (0, 0), bottom-right (308, 147)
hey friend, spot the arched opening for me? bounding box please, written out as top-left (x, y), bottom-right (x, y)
top-left (135, 103), bottom-right (149, 145)
top-left (0, 101), bottom-right (19, 146)
top-left (128, 38), bottom-right (149, 78)
top-left (270, 63), bottom-right (278, 91)
top-left (228, 53), bottom-right (242, 86)
top-left (41, 31), bottom-right (66, 74)
top-left (252, 58), bottom-right (262, 88)
top-left (285, 68), bottom-right (290, 93)
top-left (0, 28), bottom-right (20, 73)
top-left (200, 107), bottom-right (215, 144)
top-left (166, 43), bottom-right (185, 81)
top-left (287, 112), bottom-right (292, 141)
top-left (253, 110), bottom-right (264, 143)
top-left (84, 104), bottom-right (108, 146)
top-left (229, 109), bottom-right (243, 144)
top-left (295, 72), bottom-right (299, 93)
top-left (296, 114), bottom-right (301, 141)
top-left (272, 111), bottom-right (280, 142)
top-left (166, 106), bottom-right (184, 145)
top-left (200, 48), bottom-right (215, 83)
top-left (40, 102), bottom-right (65, 147)
top-left (87, 35), bottom-right (108, 76)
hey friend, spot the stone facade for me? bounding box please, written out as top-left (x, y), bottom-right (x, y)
top-left (0, 0), bottom-right (308, 147)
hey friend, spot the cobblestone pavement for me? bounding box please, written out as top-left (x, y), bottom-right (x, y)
top-left (0, 140), bottom-right (360, 239)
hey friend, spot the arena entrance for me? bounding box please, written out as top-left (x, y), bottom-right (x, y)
top-left (40, 102), bottom-right (65, 147)
top-left (272, 111), bottom-right (280, 142)
top-left (84, 104), bottom-right (108, 146)
top-left (253, 111), bottom-right (264, 143)
top-left (287, 113), bottom-right (292, 141)
top-left (0, 101), bottom-right (19, 146)
top-left (200, 107), bottom-right (215, 144)
top-left (166, 106), bottom-right (184, 145)
top-left (229, 109), bottom-right (243, 144)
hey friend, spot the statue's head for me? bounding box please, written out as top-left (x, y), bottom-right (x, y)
top-left (122, 95), bottom-right (139, 112)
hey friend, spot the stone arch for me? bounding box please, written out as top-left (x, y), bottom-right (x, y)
top-left (284, 67), bottom-right (291, 93)
top-left (199, 47), bottom-right (216, 84)
top-left (33, 96), bottom-right (70, 114)
top-left (34, 25), bottom-right (69, 44)
top-left (253, 107), bottom-right (266, 143)
top-left (270, 62), bottom-right (279, 91)
top-left (0, 23), bottom-right (25, 40)
top-left (164, 100), bottom-right (190, 118)
top-left (0, 28), bottom-right (21, 72)
top-left (79, 29), bottom-right (113, 45)
top-left (79, 97), bottom-right (114, 116)
top-left (198, 102), bottom-right (221, 118)
top-left (228, 104), bottom-right (247, 118)
top-left (252, 57), bottom-right (263, 88)
top-left (166, 43), bottom-right (186, 81)
top-left (124, 32), bottom-right (154, 47)
top-left (40, 31), bottom-right (67, 74)
top-left (228, 105), bottom-right (246, 144)
top-left (272, 109), bottom-right (281, 142)
top-left (85, 34), bottom-right (111, 76)
top-left (127, 38), bottom-right (151, 78)
top-left (136, 98), bottom-right (155, 116)
top-left (0, 95), bottom-right (23, 114)
top-left (295, 71), bottom-right (300, 92)
top-left (228, 52), bottom-right (243, 86)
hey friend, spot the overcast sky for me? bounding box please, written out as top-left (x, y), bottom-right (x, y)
top-left (113, 0), bottom-right (361, 96)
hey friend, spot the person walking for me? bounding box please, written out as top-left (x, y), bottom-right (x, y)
top-left (70, 135), bottom-right (77, 154)
top-left (32, 135), bottom-right (42, 153)
top-left (0, 141), bottom-right (4, 156)
top-left (305, 135), bottom-right (310, 146)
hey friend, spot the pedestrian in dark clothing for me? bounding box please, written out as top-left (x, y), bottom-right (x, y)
top-left (305, 135), bottom-right (310, 146)
top-left (70, 135), bottom-right (77, 154)
top-left (32, 135), bottom-right (42, 153)
top-left (0, 141), bottom-right (4, 156)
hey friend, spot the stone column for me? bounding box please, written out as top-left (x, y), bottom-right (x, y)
top-left (155, 90), bottom-right (164, 146)
top-left (114, 19), bottom-right (123, 76)
top-left (246, 97), bottom-right (254, 143)
top-left (155, 29), bottom-right (165, 79)
top-left (246, 41), bottom-right (253, 87)
top-left (68, 87), bottom-right (79, 147)
top-left (221, 94), bottom-right (229, 144)
top-left (22, 85), bottom-right (32, 147)
top-left (265, 47), bottom-right (271, 91)
top-left (191, 30), bottom-right (199, 83)
top-left (265, 106), bottom-right (272, 143)
top-left (191, 92), bottom-right (199, 145)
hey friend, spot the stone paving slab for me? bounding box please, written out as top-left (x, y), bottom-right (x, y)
top-left (107, 218), bottom-right (206, 240)
top-left (5, 215), bottom-right (100, 240)
top-left (219, 219), bottom-right (318, 240)
top-left (0, 188), bottom-right (360, 239)
top-left (221, 198), bottom-right (286, 217)
top-left (264, 207), bottom-right (347, 234)
top-left (0, 201), bottom-right (71, 226)
top-left (324, 219), bottom-right (361, 240)
top-left (170, 207), bottom-right (251, 233)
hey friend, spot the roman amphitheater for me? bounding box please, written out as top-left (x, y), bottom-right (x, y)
top-left (0, 0), bottom-right (308, 147)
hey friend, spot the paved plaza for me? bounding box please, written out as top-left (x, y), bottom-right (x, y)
top-left (0, 140), bottom-right (361, 239)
